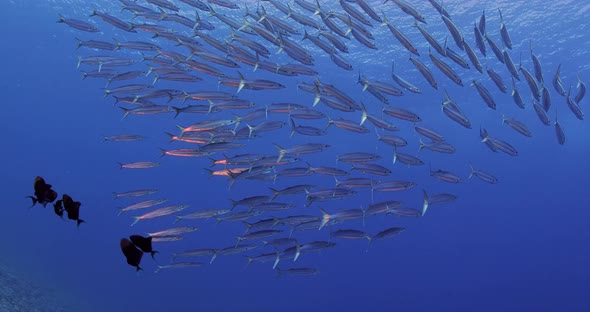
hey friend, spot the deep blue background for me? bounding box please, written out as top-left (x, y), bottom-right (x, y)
top-left (1, 1), bottom-right (589, 311)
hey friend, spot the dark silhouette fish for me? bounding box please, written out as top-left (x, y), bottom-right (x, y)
top-left (27, 176), bottom-right (58, 207)
top-left (62, 194), bottom-right (85, 228)
top-left (130, 235), bottom-right (158, 259)
top-left (120, 238), bottom-right (143, 272)
top-left (53, 200), bottom-right (65, 218)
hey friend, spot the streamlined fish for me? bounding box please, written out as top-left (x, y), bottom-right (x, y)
top-left (414, 22), bottom-right (445, 56)
top-left (552, 64), bottom-right (567, 96)
top-left (519, 62), bottom-right (540, 101)
top-left (429, 49), bottom-right (463, 86)
top-left (391, 62), bottom-right (421, 93)
top-left (441, 15), bottom-right (463, 50)
top-left (502, 116), bottom-right (532, 137)
top-left (486, 67), bottom-right (507, 93)
top-left (463, 39), bottom-right (483, 73)
top-left (511, 77), bottom-right (525, 109)
top-left (498, 9), bottom-right (512, 49)
top-left (566, 87), bottom-right (584, 120)
top-left (472, 80), bottom-right (497, 110)
top-left (532, 99), bottom-right (551, 126)
top-left (485, 34), bottom-right (505, 64)
top-left (555, 112), bottom-right (566, 145)
top-left (530, 40), bottom-right (544, 83)
top-left (410, 55), bottom-right (438, 89)
top-left (381, 15), bottom-right (419, 56)
top-left (468, 164), bottom-right (498, 184)
top-left (386, 0), bottom-right (426, 24)
top-left (503, 50), bottom-right (520, 81)
top-left (474, 22), bottom-right (486, 56)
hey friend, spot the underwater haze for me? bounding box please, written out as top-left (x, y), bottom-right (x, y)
top-left (1, 0), bottom-right (590, 311)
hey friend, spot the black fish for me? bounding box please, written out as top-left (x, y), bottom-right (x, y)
top-left (27, 176), bottom-right (57, 207)
top-left (53, 200), bottom-right (65, 218)
top-left (130, 235), bottom-right (158, 259)
top-left (120, 238), bottom-right (143, 272)
top-left (62, 194), bottom-right (85, 228)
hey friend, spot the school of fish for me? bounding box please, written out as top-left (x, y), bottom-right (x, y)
top-left (45, 0), bottom-right (587, 275)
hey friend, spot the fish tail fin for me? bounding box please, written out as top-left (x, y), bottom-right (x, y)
top-left (119, 107), bottom-right (130, 120)
top-left (242, 221), bottom-right (252, 234)
top-left (418, 138), bottom-right (425, 153)
top-left (228, 176), bottom-right (236, 191)
top-left (273, 143), bottom-right (286, 163)
top-left (302, 29), bottom-right (309, 41)
top-left (173, 215), bottom-right (182, 224)
top-left (154, 266), bottom-right (162, 274)
top-left (164, 132), bottom-right (176, 143)
top-left (468, 163), bottom-right (475, 179)
top-left (367, 234), bottom-right (374, 251)
top-left (325, 114), bottom-right (333, 130)
top-left (273, 252), bottom-right (280, 270)
top-left (207, 99), bottom-right (215, 114)
top-left (131, 217), bottom-right (140, 227)
top-left (269, 188), bottom-right (280, 200)
top-left (176, 125), bottom-right (186, 138)
top-left (76, 219), bottom-right (85, 228)
top-left (210, 251), bottom-right (218, 264)
top-left (229, 199), bottom-right (237, 210)
top-left (75, 37), bottom-right (83, 50)
top-left (294, 243), bottom-right (301, 262)
top-left (206, 3), bottom-right (216, 16)
top-left (392, 145), bottom-right (397, 165)
top-left (203, 168), bottom-right (215, 179)
top-left (116, 208), bottom-right (124, 216)
top-left (312, 84), bottom-right (321, 107)
top-left (344, 23), bottom-right (352, 36)
top-left (421, 189), bottom-right (429, 216)
top-left (208, 157), bottom-right (219, 168)
top-left (244, 256), bottom-right (253, 268)
top-left (171, 106), bottom-right (184, 119)
top-left (319, 208), bottom-right (330, 230)
top-left (380, 11), bottom-right (388, 26)
top-left (246, 124), bottom-right (254, 138)
top-left (289, 118), bottom-right (296, 138)
top-left (360, 102), bottom-right (368, 126)
top-left (159, 148), bottom-right (167, 157)
top-left (366, 235), bottom-right (372, 252)
top-left (480, 127), bottom-right (489, 143)
top-left (26, 196), bottom-right (38, 207)
top-left (305, 196), bottom-right (314, 208)
top-left (238, 17), bottom-right (249, 32)
top-left (150, 251), bottom-right (159, 260)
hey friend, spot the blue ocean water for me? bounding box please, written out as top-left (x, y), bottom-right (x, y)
top-left (1, 0), bottom-right (589, 311)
